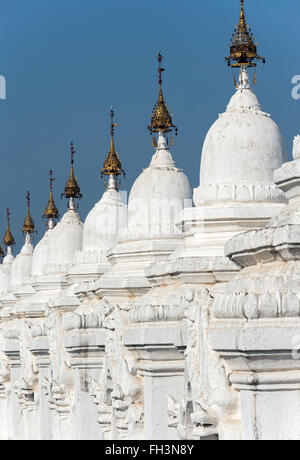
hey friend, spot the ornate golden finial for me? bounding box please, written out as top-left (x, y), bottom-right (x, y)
top-left (0, 211), bottom-right (5, 256)
top-left (22, 191), bottom-right (36, 235)
top-left (148, 52), bottom-right (178, 141)
top-left (253, 70), bottom-right (257, 85)
top-left (43, 169), bottom-right (59, 222)
top-left (226, 0), bottom-right (265, 68)
top-left (62, 142), bottom-right (82, 200)
top-left (101, 108), bottom-right (125, 189)
top-left (3, 208), bottom-right (15, 247)
top-left (233, 72), bottom-right (238, 89)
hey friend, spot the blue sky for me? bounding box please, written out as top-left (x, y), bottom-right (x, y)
top-left (0, 0), bottom-right (299, 251)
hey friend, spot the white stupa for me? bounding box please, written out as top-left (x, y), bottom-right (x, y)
top-left (19, 159), bottom-right (80, 319)
top-left (31, 170), bottom-right (60, 278)
top-left (31, 229), bottom-right (50, 278)
top-left (9, 193), bottom-right (35, 290)
top-left (45, 148), bottom-right (83, 275)
top-left (197, 67), bottom-right (287, 205)
top-left (1, 0), bottom-right (299, 442)
top-left (0, 210), bottom-right (15, 293)
top-left (45, 202), bottom-right (82, 274)
top-left (97, 55), bottom-right (193, 294)
top-left (128, 132), bottom-right (192, 237)
top-left (127, 66), bottom-right (192, 239)
top-left (68, 111), bottom-right (128, 284)
top-left (82, 176), bottom-right (127, 255)
top-left (177, 66), bottom-right (288, 259)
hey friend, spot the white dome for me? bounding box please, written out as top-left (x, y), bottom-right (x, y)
top-left (200, 69), bottom-right (288, 189)
top-left (31, 229), bottom-right (50, 277)
top-left (0, 249), bottom-right (14, 293)
top-left (83, 180), bottom-right (127, 256)
top-left (10, 237), bottom-right (33, 288)
top-left (0, 266), bottom-right (6, 294)
top-left (128, 133), bottom-right (193, 236)
top-left (46, 204), bottom-right (83, 272)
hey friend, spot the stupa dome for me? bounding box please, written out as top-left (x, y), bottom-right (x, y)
top-left (31, 229), bottom-right (50, 277)
top-left (83, 177), bottom-right (127, 256)
top-left (128, 133), bottom-right (192, 236)
top-left (46, 203), bottom-right (83, 272)
top-left (0, 250), bottom-right (14, 293)
top-left (9, 236), bottom-right (33, 288)
top-left (198, 69), bottom-right (287, 206)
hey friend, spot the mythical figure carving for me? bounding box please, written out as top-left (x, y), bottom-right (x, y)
top-left (15, 321), bottom-right (38, 411)
top-left (0, 353), bottom-right (10, 398)
top-left (46, 307), bottom-right (74, 437)
top-left (168, 288), bottom-right (240, 440)
top-left (90, 299), bottom-right (144, 440)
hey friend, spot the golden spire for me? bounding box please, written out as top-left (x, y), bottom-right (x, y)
top-left (148, 52), bottom-right (178, 140)
top-left (22, 191), bottom-right (36, 235)
top-left (3, 208), bottom-right (15, 247)
top-left (226, 0), bottom-right (265, 68)
top-left (62, 142), bottom-right (82, 200)
top-left (101, 108), bottom-right (125, 189)
top-left (43, 169), bottom-right (59, 222)
top-left (0, 211), bottom-right (5, 256)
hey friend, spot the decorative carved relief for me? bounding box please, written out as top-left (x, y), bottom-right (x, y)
top-left (129, 290), bottom-right (191, 324)
top-left (129, 303), bottom-right (184, 323)
top-left (169, 288), bottom-right (240, 440)
top-left (46, 308), bottom-right (74, 426)
top-left (0, 354), bottom-right (10, 399)
top-left (194, 182), bottom-right (285, 207)
top-left (15, 320), bottom-right (38, 411)
top-left (213, 290), bottom-right (300, 319)
top-left (31, 322), bottom-right (47, 338)
top-left (90, 361), bottom-right (113, 440)
top-left (89, 299), bottom-right (144, 440)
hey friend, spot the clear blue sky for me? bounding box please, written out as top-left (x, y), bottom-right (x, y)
top-left (0, 0), bottom-right (299, 251)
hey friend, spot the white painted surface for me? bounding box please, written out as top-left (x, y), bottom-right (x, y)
top-left (46, 206), bottom-right (83, 271)
top-left (128, 133), bottom-right (192, 237)
top-left (0, 68), bottom-right (298, 441)
top-left (200, 69), bottom-right (287, 190)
